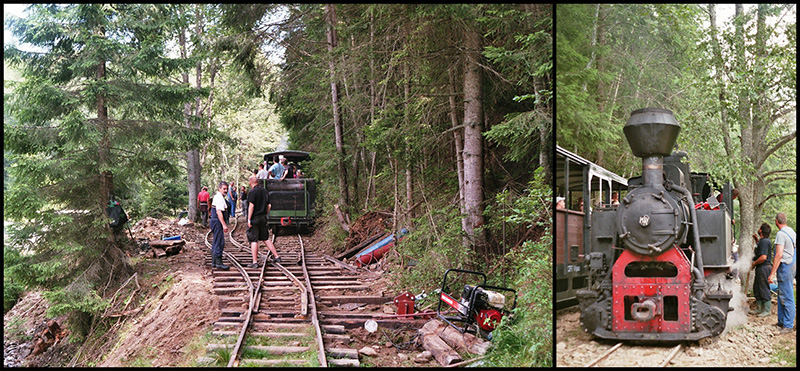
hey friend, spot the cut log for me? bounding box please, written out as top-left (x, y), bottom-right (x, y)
top-left (164, 244), bottom-right (182, 255)
top-left (148, 239), bottom-right (185, 247)
top-left (420, 332), bottom-right (462, 366)
top-left (436, 321), bottom-right (491, 355)
top-left (335, 232), bottom-right (386, 260)
top-left (151, 247), bottom-right (167, 258)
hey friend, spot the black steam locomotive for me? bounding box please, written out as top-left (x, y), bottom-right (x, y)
top-left (261, 150), bottom-right (316, 232)
top-left (576, 108), bottom-right (735, 341)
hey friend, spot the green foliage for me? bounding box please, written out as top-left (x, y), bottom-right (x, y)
top-left (4, 3), bottom-right (205, 332)
top-left (557, 4), bottom-right (704, 174)
top-left (390, 203), bottom-right (477, 294)
top-left (3, 246), bottom-right (26, 313)
top-left (482, 167), bottom-right (552, 367)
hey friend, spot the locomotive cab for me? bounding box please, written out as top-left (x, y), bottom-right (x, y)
top-left (578, 108), bottom-right (734, 342)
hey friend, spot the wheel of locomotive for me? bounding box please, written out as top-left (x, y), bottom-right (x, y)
top-left (695, 301), bottom-right (726, 337)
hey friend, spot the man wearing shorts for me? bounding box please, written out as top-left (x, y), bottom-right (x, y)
top-left (246, 175), bottom-right (281, 268)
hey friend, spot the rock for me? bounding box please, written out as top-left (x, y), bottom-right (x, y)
top-left (359, 346), bottom-right (378, 356)
top-left (383, 304), bottom-right (395, 314)
top-left (398, 353), bottom-right (409, 361)
top-left (758, 357), bottom-right (771, 363)
top-left (557, 342), bottom-right (567, 352)
top-left (414, 351), bottom-right (433, 363)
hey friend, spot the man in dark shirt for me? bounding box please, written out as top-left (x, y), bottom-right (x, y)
top-left (246, 175), bottom-right (281, 268)
top-left (750, 223), bottom-right (773, 316)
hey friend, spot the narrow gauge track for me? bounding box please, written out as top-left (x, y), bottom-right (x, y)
top-left (583, 342), bottom-right (684, 367)
top-left (200, 214), bottom-right (429, 367)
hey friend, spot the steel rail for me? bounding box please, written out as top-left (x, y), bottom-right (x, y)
top-left (584, 342), bottom-right (623, 367)
top-left (658, 344), bottom-right (683, 367)
top-left (205, 216), bottom-right (256, 368)
top-left (233, 221), bottom-right (308, 316)
top-left (299, 234), bottom-right (328, 367)
top-left (583, 341), bottom-right (684, 367)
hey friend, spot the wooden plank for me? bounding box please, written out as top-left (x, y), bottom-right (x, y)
top-left (313, 285), bottom-right (370, 291)
top-left (320, 318), bottom-right (428, 330)
top-left (207, 344), bottom-right (310, 354)
top-left (321, 254), bottom-right (360, 273)
top-left (323, 333), bottom-right (351, 342)
top-left (328, 358), bottom-right (361, 367)
top-left (327, 347), bottom-right (359, 359)
top-left (212, 330), bottom-right (308, 338)
top-left (321, 324), bottom-right (345, 334)
top-left (243, 359), bottom-right (311, 366)
top-left (318, 295), bottom-right (391, 304)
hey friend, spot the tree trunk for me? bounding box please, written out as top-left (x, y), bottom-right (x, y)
top-left (403, 62), bottom-right (413, 224)
top-left (180, 7), bottom-right (202, 224)
top-left (95, 22), bottom-right (117, 246)
top-left (462, 21), bottom-right (486, 252)
top-left (364, 8), bottom-right (377, 211)
top-left (448, 69), bottom-right (468, 239)
top-left (326, 3), bottom-right (350, 216)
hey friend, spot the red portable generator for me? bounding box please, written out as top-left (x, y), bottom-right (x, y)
top-left (436, 269), bottom-right (517, 338)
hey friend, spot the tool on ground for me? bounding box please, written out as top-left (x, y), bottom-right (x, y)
top-left (436, 269), bottom-right (517, 339)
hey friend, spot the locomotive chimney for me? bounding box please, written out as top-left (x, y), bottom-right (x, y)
top-left (624, 108), bottom-right (680, 188)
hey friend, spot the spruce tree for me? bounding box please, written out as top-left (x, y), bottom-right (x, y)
top-left (4, 4), bottom-right (205, 336)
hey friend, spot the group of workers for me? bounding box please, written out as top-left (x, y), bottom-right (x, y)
top-left (194, 154), bottom-right (306, 271)
top-left (200, 176), bottom-right (283, 270)
top-left (257, 154), bottom-right (303, 181)
top-left (750, 212), bottom-right (796, 334)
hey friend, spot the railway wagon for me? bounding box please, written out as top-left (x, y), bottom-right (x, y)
top-left (576, 108), bottom-right (736, 341)
top-left (555, 145), bottom-right (628, 307)
top-left (262, 150), bottom-right (316, 231)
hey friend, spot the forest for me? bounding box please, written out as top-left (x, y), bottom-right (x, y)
top-left (4, 4), bottom-right (551, 367)
top-left (557, 4), bottom-right (796, 261)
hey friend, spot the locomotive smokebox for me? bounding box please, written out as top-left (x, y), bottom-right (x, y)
top-left (624, 108), bottom-right (680, 158)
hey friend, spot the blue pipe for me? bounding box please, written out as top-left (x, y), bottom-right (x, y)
top-left (355, 228), bottom-right (408, 258)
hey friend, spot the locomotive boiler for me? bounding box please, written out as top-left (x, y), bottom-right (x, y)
top-left (576, 108), bottom-right (734, 341)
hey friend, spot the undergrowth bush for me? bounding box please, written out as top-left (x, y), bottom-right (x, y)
top-left (390, 203), bottom-right (477, 297)
top-left (483, 167), bottom-right (552, 367)
top-left (3, 245), bottom-right (26, 313)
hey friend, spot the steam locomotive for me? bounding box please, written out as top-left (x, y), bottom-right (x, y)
top-left (576, 108), bottom-right (734, 341)
top-left (261, 150), bottom-right (316, 232)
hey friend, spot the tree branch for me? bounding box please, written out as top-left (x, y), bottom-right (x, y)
top-left (757, 130), bottom-right (797, 169)
top-left (758, 192), bottom-right (797, 209)
top-left (770, 105), bottom-right (797, 122)
top-left (762, 168), bottom-right (797, 178)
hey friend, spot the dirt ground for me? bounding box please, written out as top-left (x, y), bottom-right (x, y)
top-left (4, 215), bottom-right (442, 367)
top-left (556, 291), bottom-right (797, 367)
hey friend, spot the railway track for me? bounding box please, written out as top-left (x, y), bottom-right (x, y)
top-left (197, 213), bottom-right (429, 367)
top-left (583, 342), bottom-right (684, 367)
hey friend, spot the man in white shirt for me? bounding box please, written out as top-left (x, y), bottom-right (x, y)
top-left (769, 212), bottom-right (795, 333)
top-left (257, 162), bottom-right (269, 180)
top-left (209, 181), bottom-right (230, 270)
